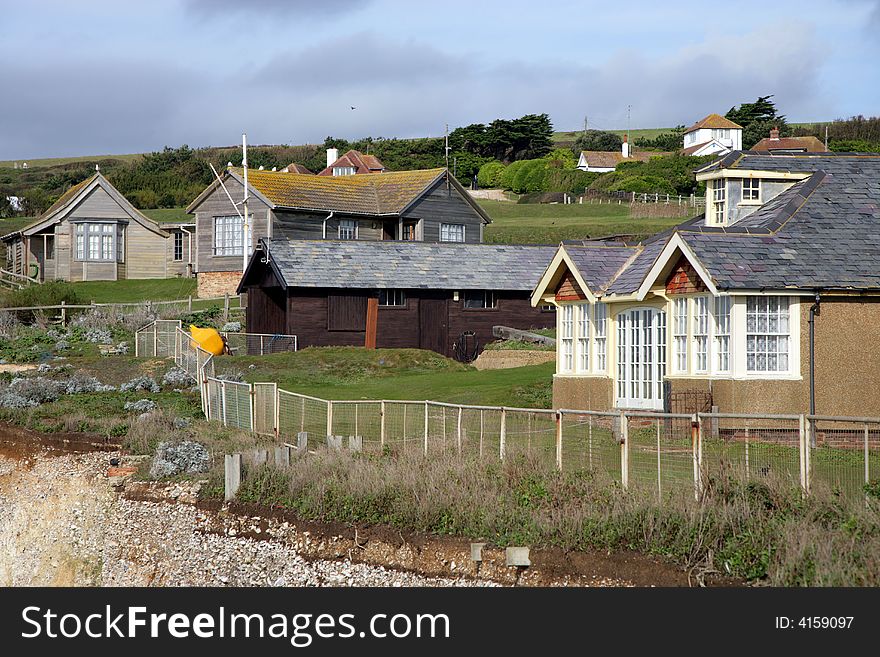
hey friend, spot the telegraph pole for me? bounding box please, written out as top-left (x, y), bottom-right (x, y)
top-left (242, 133), bottom-right (249, 273)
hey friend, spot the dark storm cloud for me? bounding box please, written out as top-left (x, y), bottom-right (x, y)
top-left (182, 0), bottom-right (372, 19)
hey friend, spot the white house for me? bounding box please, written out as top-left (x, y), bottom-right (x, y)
top-left (681, 114), bottom-right (743, 157)
top-left (576, 137), bottom-right (669, 172)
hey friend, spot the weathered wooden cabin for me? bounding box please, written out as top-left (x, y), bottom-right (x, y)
top-left (186, 168), bottom-right (491, 297)
top-left (237, 239), bottom-right (557, 359)
top-left (2, 173), bottom-right (192, 282)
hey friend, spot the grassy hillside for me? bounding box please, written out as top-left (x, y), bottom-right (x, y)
top-left (0, 153), bottom-right (145, 169)
top-left (478, 199), bottom-right (681, 244)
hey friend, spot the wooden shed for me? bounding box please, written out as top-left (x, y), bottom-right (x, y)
top-left (237, 239), bottom-right (557, 360)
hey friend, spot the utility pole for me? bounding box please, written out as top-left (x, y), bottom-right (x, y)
top-left (824, 125), bottom-right (829, 151)
top-left (583, 115), bottom-right (588, 135)
top-left (445, 123), bottom-right (452, 192)
top-left (627, 105), bottom-right (631, 147)
top-left (242, 133), bottom-right (249, 273)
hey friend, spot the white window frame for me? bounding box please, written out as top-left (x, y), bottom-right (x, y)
top-left (692, 295), bottom-right (709, 373)
top-left (594, 302), bottom-right (607, 373)
top-left (338, 219), bottom-right (357, 240)
top-left (559, 305), bottom-right (574, 373)
top-left (332, 166), bottom-right (356, 176)
top-left (173, 231), bottom-right (184, 261)
top-left (746, 296), bottom-right (790, 374)
top-left (710, 179), bottom-right (726, 225)
top-left (576, 303), bottom-right (590, 373)
top-left (714, 296), bottom-right (731, 373)
top-left (741, 178), bottom-right (761, 203)
top-left (213, 214), bottom-right (251, 256)
top-left (672, 297), bottom-right (688, 373)
top-left (74, 222), bottom-right (117, 262)
top-left (463, 290), bottom-right (497, 309)
top-left (440, 223), bottom-right (466, 243)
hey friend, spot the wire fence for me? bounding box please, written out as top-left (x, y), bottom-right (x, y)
top-left (143, 321), bottom-right (880, 501)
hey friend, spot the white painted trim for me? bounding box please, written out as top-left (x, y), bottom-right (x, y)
top-left (636, 234), bottom-right (718, 301)
top-left (696, 169), bottom-right (813, 183)
top-left (530, 246), bottom-right (597, 306)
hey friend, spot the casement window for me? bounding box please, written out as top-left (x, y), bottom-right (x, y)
top-left (440, 223), bottom-right (465, 243)
top-left (742, 178), bottom-right (761, 202)
top-left (332, 166), bottom-right (356, 176)
top-left (400, 222), bottom-right (417, 241)
top-left (45, 236), bottom-right (55, 260)
top-left (692, 296), bottom-right (709, 373)
top-left (463, 290), bottom-right (497, 309)
top-left (673, 297), bottom-right (688, 373)
top-left (576, 304), bottom-right (590, 372)
top-left (714, 296), bottom-right (731, 372)
top-left (746, 296), bottom-right (790, 372)
top-left (213, 215), bottom-right (251, 256)
top-left (338, 219), bottom-right (357, 240)
top-left (712, 128), bottom-right (730, 140)
top-left (560, 305), bottom-right (574, 373)
top-left (594, 302), bottom-right (607, 372)
top-left (75, 222), bottom-right (117, 262)
top-left (378, 289), bottom-right (406, 307)
top-left (711, 179), bottom-right (726, 225)
top-left (685, 132), bottom-right (697, 145)
top-left (173, 232), bottom-right (184, 261)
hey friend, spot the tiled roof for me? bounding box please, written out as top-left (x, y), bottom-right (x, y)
top-left (254, 239), bottom-right (558, 291)
top-left (751, 135), bottom-right (827, 153)
top-left (681, 141), bottom-right (718, 156)
top-left (684, 113), bottom-right (743, 133)
top-left (317, 149), bottom-right (386, 176)
top-left (234, 167), bottom-right (447, 215)
top-left (579, 150), bottom-right (670, 168)
top-left (281, 163), bottom-right (314, 174)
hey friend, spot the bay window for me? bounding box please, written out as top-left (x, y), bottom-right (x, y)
top-left (213, 214), bottom-right (252, 256)
top-left (673, 297), bottom-right (688, 373)
top-left (746, 296), bottom-right (790, 372)
top-left (75, 222), bottom-right (118, 262)
top-left (714, 296), bottom-right (731, 372)
top-left (711, 179), bottom-right (726, 225)
top-left (693, 296), bottom-right (709, 373)
top-left (576, 304), bottom-right (590, 372)
top-left (594, 302), bottom-right (607, 372)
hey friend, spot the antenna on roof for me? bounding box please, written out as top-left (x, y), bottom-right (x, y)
top-left (444, 123), bottom-right (451, 193)
top-left (242, 133), bottom-right (250, 273)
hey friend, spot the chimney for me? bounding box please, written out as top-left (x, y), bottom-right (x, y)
top-left (621, 135), bottom-right (630, 159)
top-left (769, 126), bottom-right (780, 140)
top-left (326, 148), bottom-right (339, 168)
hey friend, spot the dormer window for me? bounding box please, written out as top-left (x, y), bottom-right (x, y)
top-left (742, 178), bottom-right (761, 203)
top-left (710, 179), bottom-right (726, 225)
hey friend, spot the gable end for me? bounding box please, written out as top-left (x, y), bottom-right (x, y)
top-left (665, 254), bottom-right (707, 295)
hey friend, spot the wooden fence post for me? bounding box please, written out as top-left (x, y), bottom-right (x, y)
top-left (224, 453), bottom-right (241, 501)
top-left (457, 406), bottom-right (463, 455)
top-left (188, 295), bottom-right (193, 312)
top-left (223, 293), bottom-right (230, 322)
top-left (620, 411), bottom-right (629, 489)
top-left (60, 300), bottom-right (66, 326)
top-left (424, 401), bottom-right (429, 456)
top-left (380, 400), bottom-right (386, 448)
top-left (500, 408), bottom-right (507, 461)
top-left (555, 411), bottom-right (563, 471)
top-left (326, 400), bottom-right (333, 439)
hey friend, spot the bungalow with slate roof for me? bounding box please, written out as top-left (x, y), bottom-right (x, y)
top-left (532, 152), bottom-right (880, 417)
top-left (237, 239), bottom-right (557, 359)
top-left (2, 173), bottom-right (192, 282)
top-left (186, 167), bottom-right (491, 297)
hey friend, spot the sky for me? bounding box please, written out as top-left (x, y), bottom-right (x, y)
top-left (1, 0), bottom-right (878, 160)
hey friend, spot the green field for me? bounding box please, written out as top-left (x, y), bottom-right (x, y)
top-left (68, 277), bottom-right (197, 303)
top-left (0, 215), bottom-right (36, 235)
top-left (223, 347), bottom-right (553, 408)
top-left (141, 207), bottom-right (193, 224)
top-left (0, 153), bottom-right (145, 169)
top-left (478, 199), bottom-right (680, 243)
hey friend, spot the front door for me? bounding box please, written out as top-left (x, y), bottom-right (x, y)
top-left (616, 308), bottom-right (667, 410)
top-left (419, 296), bottom-right (448, 356)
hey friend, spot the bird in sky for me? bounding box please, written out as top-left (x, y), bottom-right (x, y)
top-left (350, 106), bottom-right (356, 110)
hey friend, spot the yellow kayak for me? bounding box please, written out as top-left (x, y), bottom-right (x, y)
top-left (189, 325), bottom-right (225, 356)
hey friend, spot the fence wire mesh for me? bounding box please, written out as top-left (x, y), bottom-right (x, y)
top-left (330, 401), bottom-right (382, 450)
top-left (253, 383), bottom-right (277, 436)
top-left (382, 401), bottom-right (428, 452)
top-left (223, 332), bottom-right (297, 356)
top-left (559, 411), bottom-right (621, 480)
top-left (277, 390), bottom-right (329, 450)
top-left (627, 413), bottom-right (696, 499)
top-left (807, 417), bottom-right (880, 499)
top-left (699, 414), bottom-right (802, 489)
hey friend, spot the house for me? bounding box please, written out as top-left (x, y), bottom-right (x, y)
top-left (237, 239), bottom-right (557, 359)
top-left (752, 128), bottom-right (827, 153)
top-left (280, 163), bottom-right (314, 174)
top-left (186, 167), bottom-right (491, 296)
top-left (2, 173), bottom-right (193, 282)
top-left (576, 137), bottom-right (669, 172)
top-left (681, 114), bottom-right (743, 156)
top-left (531, 152), bottom-right (880, 417)
top-left (318, 149), bottom-right (386, 176)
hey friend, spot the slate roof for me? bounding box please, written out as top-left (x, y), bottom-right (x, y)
top-left (233, 167), bottom-right (448, 216)
top-left (684, 113), bottom-right (743, 133)
top-left (542, 152), bottom-right (880, 296)
top-left (563, 244), bottom-right (639, 292)
top-left (249, 239), bottom-right (557, 291)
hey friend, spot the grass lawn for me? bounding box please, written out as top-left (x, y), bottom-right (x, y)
top-left (141, 207), bottom-right (192, 224)
top-left (221, 347), bottom-right (554, 408)
top-left (478, 199), bottom-right (680, 244)
top-left (71, 277), bottom-right (198, 303)
top-left (0, 216), bottom-right (36, 235)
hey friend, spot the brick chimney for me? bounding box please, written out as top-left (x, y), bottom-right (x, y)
top-left (769, 126), bottom-right (780, 140)
top-left (621, 135), bottom-right (630, 158)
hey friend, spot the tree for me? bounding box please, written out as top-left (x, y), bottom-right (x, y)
top-left (477, 161), bottom-right (506, 188)
top-left (573, 130), bottom-right (622, 153)
top-left (449, 113), bottom-right (554, 163)
top-left (634, 126), bottom-right (685, 151)
top-left (725, 95), bottom-right (790, 148)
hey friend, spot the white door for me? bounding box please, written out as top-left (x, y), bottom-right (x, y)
top-left (616, 308), bottom-right (667, 410)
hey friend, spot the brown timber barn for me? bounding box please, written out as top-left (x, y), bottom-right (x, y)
top-left (237, 239), bottom-right (557, 360)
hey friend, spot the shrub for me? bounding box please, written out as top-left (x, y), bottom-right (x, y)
top-left (120, 376), bottom-right (161, 393)
top-left (124, 399), bottom-right (157, 413)
top-left (2, 282), bottom-right (82, 321)
top-left (476, 160), bottom-right (506, 188)
top-left (162, 367), bottom-right (196, 388)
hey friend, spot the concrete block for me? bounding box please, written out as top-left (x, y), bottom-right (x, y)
top-left (470, 543), bottom-right (486, 562)
top-left (505, 547), bottom-right (530, 567)
top-left (327, 435), bottom-right (343, 450)
top-left (274, 445), bottom-right (291, 467)
top-left (224, 453), bottom-right (241, 501)
top-left (349, 435), bottom-right (363, 452)
top-left (296, 432), bottom-right (308, 451)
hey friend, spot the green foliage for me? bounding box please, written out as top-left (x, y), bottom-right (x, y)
top-left (3, 281), bottom-right (82, 310)
top-left (476, 160), bottom-right (506, 188)
top-left (589, 154), bottom-right (715, 195)
top-left (829, 139), bottom-right (880, 153)
top-left (725, 95), bottom-right (790, 149)
top-left (450, 151), bottom-right (492, 185)
top-left (449, 113), bottom-right (554, 163)
top-left (793, 115), bottom-right (880, 147)
top-left (318, 136), bottom-right (445, 172)
top-left (634, 125), bottom-right (685, 151)
top-left (544, 148), bottom-right (576, 168)
top-left (543, 168), bottom-right (600, 195)
top-left (178, 305), bottom-right (222, 328)
top-left (573, 130), bottom-right (622, 153)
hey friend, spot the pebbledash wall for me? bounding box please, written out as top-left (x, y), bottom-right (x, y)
top-left (553, 297), bottom-right (880, 417)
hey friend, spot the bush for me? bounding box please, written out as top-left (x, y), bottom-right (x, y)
top-left (120, 376), bottom-right (161, 393)
top-left (476, 160), bottom-right (506, 188)
top-left (124, 399), bottom-right (157, 413)
top-left (3, 282), bottom-right (82, 321)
